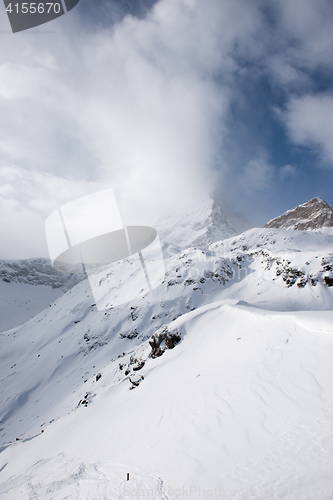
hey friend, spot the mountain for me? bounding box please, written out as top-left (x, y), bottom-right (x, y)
top-left (1, 224), bottom-right (333, 498)
top-left (0, 197), bottom-right (248, 332)
top-left (156, 197), bottom-right (252, 250)
top-left (0, 258), bottom-right (85, 332)
top-left (264, 197), bottom-right (333, 231)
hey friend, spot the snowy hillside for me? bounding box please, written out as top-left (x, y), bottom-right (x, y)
top-left (264, 197), bottom-right (333, 231)
top-left (0, 197), bottom-right (247, 332)
top-left (1, 225), bottom-right (333, 499)
top-left (0, 259), bottom-right (85, 332)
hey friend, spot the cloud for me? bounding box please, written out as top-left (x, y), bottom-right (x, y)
top-left (278, 164), bottom-right (297, 180)
top-left (0, 165), bottom-right (105, 258)
top-left (1, 0), bottom-right (333, 258)
top-left (236, 156), bottom-right (275, 193)
top-left (272, 0), bottom-right (333, 69)
top-left (0, 0), bottom-right (263, 258)
top-left (284, 94), bottom-right (333, 165)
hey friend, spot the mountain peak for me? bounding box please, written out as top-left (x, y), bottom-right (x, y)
top-left (264, 197), bottom-right (333, 231)
top-left (156, 196), bottom-right (251, 249)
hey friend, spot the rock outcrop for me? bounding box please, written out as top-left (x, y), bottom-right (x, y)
top-left (264, 197), bottom-right (333, 231)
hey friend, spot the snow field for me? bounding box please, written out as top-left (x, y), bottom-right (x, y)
top-left (1, 301), bottom-right (333, 499)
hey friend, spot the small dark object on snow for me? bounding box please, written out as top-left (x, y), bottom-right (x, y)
top-left (324, 277), bottom-right (333, 287)
top-left (96, 373), bottom-right (102, 382)
top-left (132, 360), bottom-right (145, 371)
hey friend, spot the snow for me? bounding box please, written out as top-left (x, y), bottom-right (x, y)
top-left (0, 280), bottom-right (63, 332)
top-left (1, 302), bottom-right (333, 499)
top-left (0, 208), bottom-right (333, 499)
top-left (0, 258), bottom-right (84, 332)
top-left (156, 197), bottom-right (252, 250)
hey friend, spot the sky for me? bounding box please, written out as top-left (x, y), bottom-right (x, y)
top-left (1, 0), bottom-right (333, 259)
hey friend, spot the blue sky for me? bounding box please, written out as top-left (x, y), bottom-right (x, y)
top-left (1, 0), bottom-right (333, 258)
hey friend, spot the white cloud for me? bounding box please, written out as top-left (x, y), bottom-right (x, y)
top-left (268, 57), bottom-right (311, 89)
top-left (284, 94), bottom-right (333, 165)
top-left (279, 164), bottom-right (297, 180)
top-left (237, 156), bottom-right (275, 193)
top-left (0, 165), bottom-right (105, 258)
top-left (0, 0), bottom-right (263, 258)
top-left (1, 0), bottom-right (333, 257)
top-left (274, 0), bottom-right (333, 69)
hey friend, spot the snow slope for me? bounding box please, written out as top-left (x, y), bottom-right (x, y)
top-left (0, 280), bottom-right (63, 333)
top-left (0, 197), bottom-right (247, 331)
top-left (1, 302), bottom-right (333, 499)
top-left (0, 227), bottom-right (333, 498)
top-left (211, 227), bottom-right (333, 311)
top-left (0, 259), bottom-right (85, 332)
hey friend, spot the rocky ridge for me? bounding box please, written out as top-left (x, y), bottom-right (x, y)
top-left (0, 258), bottom-right (85, 291)
top-left (264, 197), bottom-right (333, 231)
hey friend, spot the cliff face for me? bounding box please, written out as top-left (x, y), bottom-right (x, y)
top-left (264, 197), bottom-right (333, 231)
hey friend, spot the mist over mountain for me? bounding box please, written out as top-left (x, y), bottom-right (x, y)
top-left (0, 197), bottom-right (250, 332)
top-left (157, 196), bottom-right (252, 250)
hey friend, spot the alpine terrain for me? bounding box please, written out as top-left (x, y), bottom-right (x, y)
top-left (0, 197), bottom-right (333, 500)
top-left (264, 197), bottom-right (333, 231)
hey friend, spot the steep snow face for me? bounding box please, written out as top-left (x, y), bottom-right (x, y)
top-left (0, 259), bottom-right (85, 332)
top-left (156, 197), bottom-right (251, 249)
top-left (264, 197), bottom-right (333, 231)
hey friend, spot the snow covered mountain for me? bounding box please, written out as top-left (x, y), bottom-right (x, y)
top-left (156, 196), bottom-right (252, 250)
top-left (1, 219), bottom-right (333, 498)
top-left (0, 259), bottom-right (85, 332)
top-left (264, 197), bottom-right (333, 231)
top-left (0, 197), bottom-right (248, 332)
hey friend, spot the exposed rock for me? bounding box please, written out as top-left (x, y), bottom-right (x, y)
top-left (149, 326), bottom-right (182, 359)
top-left (324, 277), bottom-right (333, 287)
top-left (0, 258), bottom-right (85, 291)
top-left (264, 198), bottom-right (333, 231)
